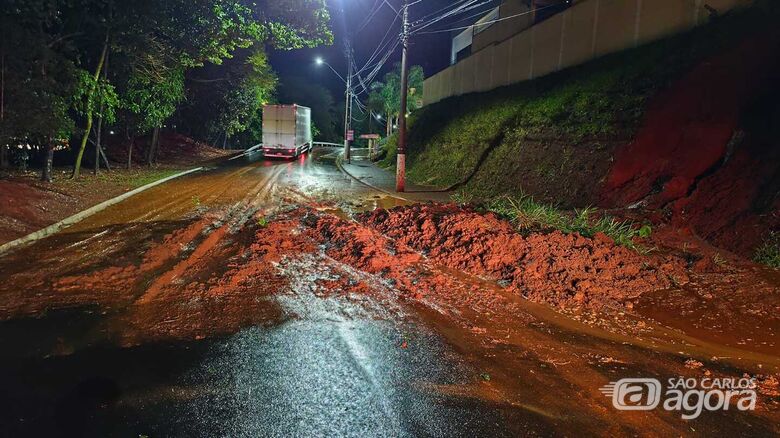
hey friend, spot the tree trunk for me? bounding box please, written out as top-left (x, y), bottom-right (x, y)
top-left (126, 125), bottom-right (133, 169)
top-left (72, 113), bottom-right (93, 179)
top-left (99, 144), bottom-right (111, 170)
top-left (0, 146), bottom-right (8, 169)
top-left (147, 126), bottom-right (160, 166)
top-left (94, 119), bottom-right (102, 175)
top-left (93, 47), bottom-right (108, 175)
top-left (1, 38), bottom-right (6, 169)
top-left (41, 142), bottom-right (53, 182)
top-left (127, 138), bottom-right (133, 169)
top-left (72, 32), bottom-right (109, 179)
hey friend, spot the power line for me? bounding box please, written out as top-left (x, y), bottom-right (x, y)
top-left (354, 11), bottom-right (401, 76)
top-left (382, 0), bottom-right (399, 15)
top-left (411, 0), bottom-right (483, 34)
top-left (413, 0), bottom-right (474, 24)
top-left (353, 39), bottom-right (401, 94)
top-left (355, 0), bottom-right (387, 35)
top-left (415, 3), bottom-right (561, 35)
top-left (441, 2), bottom-right (500, 27)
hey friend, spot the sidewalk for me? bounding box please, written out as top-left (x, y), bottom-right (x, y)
top-left (337, 151), bottom-right (451, 203)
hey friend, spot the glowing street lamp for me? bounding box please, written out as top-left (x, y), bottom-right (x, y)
top-left (313, 57), bottom-right (346, 84)
top-left (314, 57), bottom-right (352, 160)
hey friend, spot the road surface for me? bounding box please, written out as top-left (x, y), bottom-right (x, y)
top-left (0, 148), bottom-right (777, 436)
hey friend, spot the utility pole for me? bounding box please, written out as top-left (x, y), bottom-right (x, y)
top-left (396, 0), bottom-right (410, 192)
top-left (344, 43), bottom-right (354, 163)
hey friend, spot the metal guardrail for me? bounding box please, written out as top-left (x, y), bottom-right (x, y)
top-left (230, 142), bottom-right (366, 161)
top-left (313, 141), bottom-right (343, 148)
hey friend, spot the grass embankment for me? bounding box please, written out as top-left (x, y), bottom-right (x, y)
top-left (379, 6), bottom-right (776, 207)
top-left (7, 167), bottom-right (184, 193)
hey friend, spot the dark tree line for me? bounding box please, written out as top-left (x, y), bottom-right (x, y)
top-left (0, 0), bottom-right (332, 180)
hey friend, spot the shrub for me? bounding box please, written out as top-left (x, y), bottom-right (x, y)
top-left (754, 232), bottom-right (780, 268)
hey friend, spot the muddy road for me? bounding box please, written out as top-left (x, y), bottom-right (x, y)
top-left (0, 148), bottom-right (777, 436)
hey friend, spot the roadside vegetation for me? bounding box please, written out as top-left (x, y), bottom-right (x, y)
top-left (456, 192), bottom-right (652, 251)
top-left (57, 168), bottom-right (181, 190)
top-left (754, 232), bottom-right (780, 268)
top-left (0, 0), bottom-right (333, 181)
top-left (378, 5), bottom-right (778, 206)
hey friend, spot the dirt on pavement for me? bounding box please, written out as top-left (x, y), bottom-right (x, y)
top-left (0, 195), bottom-right (778, 433)
top-left (2, 199), bottom-right (776, 360)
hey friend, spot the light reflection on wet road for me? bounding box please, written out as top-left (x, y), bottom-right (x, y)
top-left (0, 258), bottom-right (547, 436)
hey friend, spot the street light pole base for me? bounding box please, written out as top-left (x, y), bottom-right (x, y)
top-left (396, 153), bottom-right (406, 192)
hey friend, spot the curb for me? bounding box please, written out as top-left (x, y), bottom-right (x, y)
top-left (228, 143), bottom-right (262, 161)
top-left (334, 154), bottom-right (414, 203)
top-left (0, 167), bottom-right (204, 256)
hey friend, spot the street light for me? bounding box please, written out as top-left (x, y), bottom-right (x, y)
top-left (314, 56), bottom-right (353, 162)
top-left (314, 57), bottom-right (347, 85)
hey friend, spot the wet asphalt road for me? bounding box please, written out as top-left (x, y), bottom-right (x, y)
top-left (0, 149), bottom-right (540, 437)
top-left (0, 301), bottom-right (534, 437)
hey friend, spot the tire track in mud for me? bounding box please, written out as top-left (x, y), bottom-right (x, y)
top-left (0, 164), bottom-right (288, 321)
top-left (124, 165), bottom-right (288, 306)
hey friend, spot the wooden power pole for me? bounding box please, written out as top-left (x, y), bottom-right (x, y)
top-left (344, 43), bottom-right (354, 163)
top-left (396, 0), bottom-right (410, 192)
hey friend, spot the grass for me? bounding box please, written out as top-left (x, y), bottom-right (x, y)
top-left (754, 232), bottom-right (780, 268)
top-left (52, 168), bottom-right (183, 189)
top-left (479, 193), bottom-right (652, 250)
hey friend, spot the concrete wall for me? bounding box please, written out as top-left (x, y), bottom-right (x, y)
top-left (423, 0), bottom-right (752, 105)
top-left (473, 0), bottom-right (534, 53)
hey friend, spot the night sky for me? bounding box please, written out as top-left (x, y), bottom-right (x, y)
top-left (270, 0), bottom-right (494, 100)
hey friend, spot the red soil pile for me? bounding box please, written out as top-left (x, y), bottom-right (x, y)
top-left (600, 35), bottom-right (780, 256)
top-left (315, 204), bottom-right (689, 309)
top-left (309, 210), bottom-right (525, 314)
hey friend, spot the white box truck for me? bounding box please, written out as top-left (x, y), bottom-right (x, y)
top-left (262, 104), bottom-right (312, 158)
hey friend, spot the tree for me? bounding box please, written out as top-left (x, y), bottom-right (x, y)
top-left (123, 65), bottom-right (185, 165)
top-left (0, 0), bottom-right (82, 181)
top-left (1, 0), bottom-right (334, 177)
top-left (212, 49), bottom-right (277, 143)
top-left (180, 0), bottom-right (333, 147)
top-left (370, 64), bottom-right (424, 137)
top-left (71, 38), bottom-right (118, 178)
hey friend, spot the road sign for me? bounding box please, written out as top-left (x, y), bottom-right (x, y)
top-left (347, 130), bottom-right (354, 141)
top-left (360, 134), bottom-right (380, 139)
